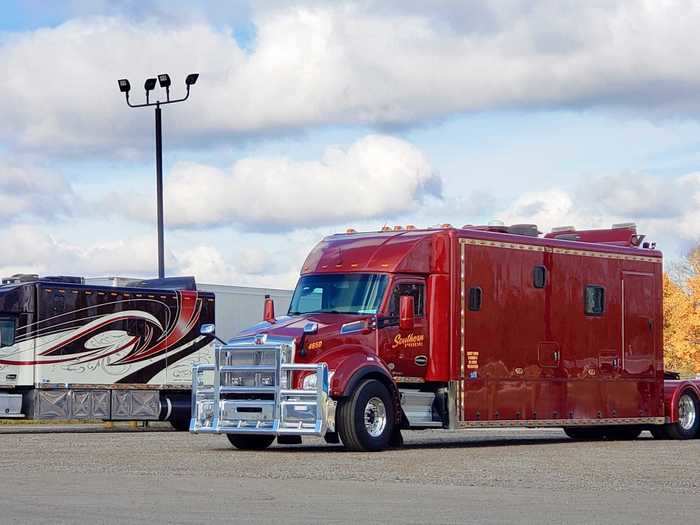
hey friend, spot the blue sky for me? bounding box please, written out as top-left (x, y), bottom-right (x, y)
top-left (1, 1), bottom-right (700, 287)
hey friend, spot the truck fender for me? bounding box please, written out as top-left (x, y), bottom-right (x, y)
top-left (324, 349), bottom-right (401, 425)
top-left (663, 380), bottom-right (700, 423)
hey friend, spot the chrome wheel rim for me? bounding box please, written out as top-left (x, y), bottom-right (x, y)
top-left (363, 397), bottom-right (387, 437)
top-left (679, 394), bottom-right (696, 431)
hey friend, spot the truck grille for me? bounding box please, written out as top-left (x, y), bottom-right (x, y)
top-left (190, 336), bottom-right (329, 436)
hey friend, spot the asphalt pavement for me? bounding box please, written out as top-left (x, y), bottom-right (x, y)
top-left (0, 426), bottom-right (698, 524)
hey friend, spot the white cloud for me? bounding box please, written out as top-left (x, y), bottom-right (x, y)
top-left (112, 134), bottom-right (441, 229)
top-left (0, 223), bottom-right (311, 289)
top-left (3, 2), bottom-right (700, 154)
top-left (497, 172), bottom-right (700, 255)
top-left (0, 159), bottom-right (75, 220)
top-left (0, 225), bottom-right (158, 278)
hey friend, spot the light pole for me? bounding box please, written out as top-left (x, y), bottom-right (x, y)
top-left (117, 73), bottom-right (199, 279)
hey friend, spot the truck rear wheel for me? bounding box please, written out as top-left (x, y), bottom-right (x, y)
top-left (337, 379), bottom-right (395, 452)
top-left (666, 392), bottom-right (699, 440)
top-left (226, 434), bottom-right (275, 450)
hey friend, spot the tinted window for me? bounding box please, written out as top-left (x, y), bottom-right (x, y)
top-left (388, 283), bottom-right (425, 317)
top-left (585, 286), bottom-right (605, 315)
top-left (0, 318), bottom-right (16, 347)
top-left (533, 266), bottom-right (547, 289)
top-left (468, 287), bottom-right (482, 311)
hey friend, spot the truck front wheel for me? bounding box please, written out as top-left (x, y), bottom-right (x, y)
top-left (337, 379), bottom-right (395, 452)
top-left (226, 434), bottom-right (275, 450)
top-left (665, 392), bottom-right (699, 440)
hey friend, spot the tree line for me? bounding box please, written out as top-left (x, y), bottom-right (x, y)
top-left (664, 246), bottom-right (700, 376)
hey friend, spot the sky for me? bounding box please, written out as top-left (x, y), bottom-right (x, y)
top-left (1, 0), bottom-right (700, 289)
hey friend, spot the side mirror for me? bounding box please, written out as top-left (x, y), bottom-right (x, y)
top-left (399, 295), bottom-right (415, 331)
top-left (200, 324), bottom-right (216, 336)
top-left (303, 322), bottom-right (318, 335)
top-left (263, 295), bottom-right (276, 323)
top-left (200, 323), bottom-right (225, 344)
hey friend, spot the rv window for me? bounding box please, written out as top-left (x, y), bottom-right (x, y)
top-left (533, 266), bottom-right (547, 289)
top-left (468, 287), bottom-right (482, 311)
top-left (53, 294), bottom-right (65, 314)
top-left (0, 318), bottom-right (16, 347)
top-left (389, 283), bottom-right (425, 317)
top-left (584, 286), bottom-right (605, 315)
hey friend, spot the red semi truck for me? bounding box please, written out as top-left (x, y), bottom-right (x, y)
top-left (191, 223), bottom-right (700, 451)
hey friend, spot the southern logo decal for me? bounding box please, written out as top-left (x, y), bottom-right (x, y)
top-left (392, 333), bottom-right (424, 349)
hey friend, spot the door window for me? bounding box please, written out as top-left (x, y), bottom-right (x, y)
top-left (388, 283), bottom-right (424, 318)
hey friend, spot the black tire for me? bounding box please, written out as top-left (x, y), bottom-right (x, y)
top-left (650, 426), bottom-right (669, 440)
top-left (336, 379), bottom-right (395, 452)
top-left (563, 427), bottom-right (607, 440)
top-left (169, 415), bottom-right (191, 432)
top-left (226, 434), bottom-right (275, 450)
top-left (666, 392), bottom-right (699, 440)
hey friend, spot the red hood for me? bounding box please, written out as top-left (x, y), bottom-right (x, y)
top-left (237, 312), bottom-right (370, 341)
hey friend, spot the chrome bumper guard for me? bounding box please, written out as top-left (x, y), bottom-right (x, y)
top-left (190, 337), bottom-right (330, 436)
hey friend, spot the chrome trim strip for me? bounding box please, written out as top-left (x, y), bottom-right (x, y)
top-left (340, 320), bottom-right (365, 335)
top-left (459, 237), bottom-right (661, 263)
top-left (394, 376), bottom-right (425, 384)
top-left (456, 417), bottom-right (664, 428)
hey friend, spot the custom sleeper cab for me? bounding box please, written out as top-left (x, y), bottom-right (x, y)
top-left (191, 223), bottom-right (700, 451)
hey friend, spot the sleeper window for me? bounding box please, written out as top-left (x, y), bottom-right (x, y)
top-left (585, 286), bottom-right (605, 315)
top-left (468, 287), bottom-right (482, 311)
top-left (533, 266), bottom-right (547, 289)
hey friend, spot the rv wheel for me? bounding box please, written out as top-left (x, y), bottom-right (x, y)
top-left (169, 415), bottom-right (191, 432)
top-left (226, 434), bottom-right (275, 450)
top-left (666, 392), bottom-right (699, 440)
top-left (337, 379), bottom-right (395, 452)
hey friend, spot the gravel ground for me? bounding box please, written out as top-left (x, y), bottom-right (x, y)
top-left (0, 427), bottom-right (698, 524)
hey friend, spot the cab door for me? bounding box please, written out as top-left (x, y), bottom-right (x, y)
top-left (379, 279), bottom-right (429, 379)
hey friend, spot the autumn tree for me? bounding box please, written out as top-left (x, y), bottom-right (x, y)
top-left (663, 246), bottom-right (700, 375)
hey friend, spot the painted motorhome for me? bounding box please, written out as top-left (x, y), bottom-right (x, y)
top-left (0, 275), bottom-right (291, 429)
top-left (191, 223), bottom-right (700, 451)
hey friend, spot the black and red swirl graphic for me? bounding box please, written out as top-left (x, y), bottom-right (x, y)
top-left (0, 291), bottom-right (210, 377)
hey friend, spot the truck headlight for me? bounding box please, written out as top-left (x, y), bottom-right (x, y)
top-left (302, 373), bottom-right (317, 390)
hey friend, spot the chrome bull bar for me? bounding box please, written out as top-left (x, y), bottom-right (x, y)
top-left (190, 336), bottom-right (330, 436)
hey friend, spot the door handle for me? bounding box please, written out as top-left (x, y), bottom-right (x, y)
top-left (553, 351), bottom-right (560, 361)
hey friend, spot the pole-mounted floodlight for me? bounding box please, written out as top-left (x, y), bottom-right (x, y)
top-left (144, 77), bottom-right (157, 104)
top-left (158, 74), bottom-right (171, 101)
top-left (116, 72), bottom-right (199, 279)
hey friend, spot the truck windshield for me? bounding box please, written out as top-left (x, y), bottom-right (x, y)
top-left (288, 274), bottom-right (388, 315)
